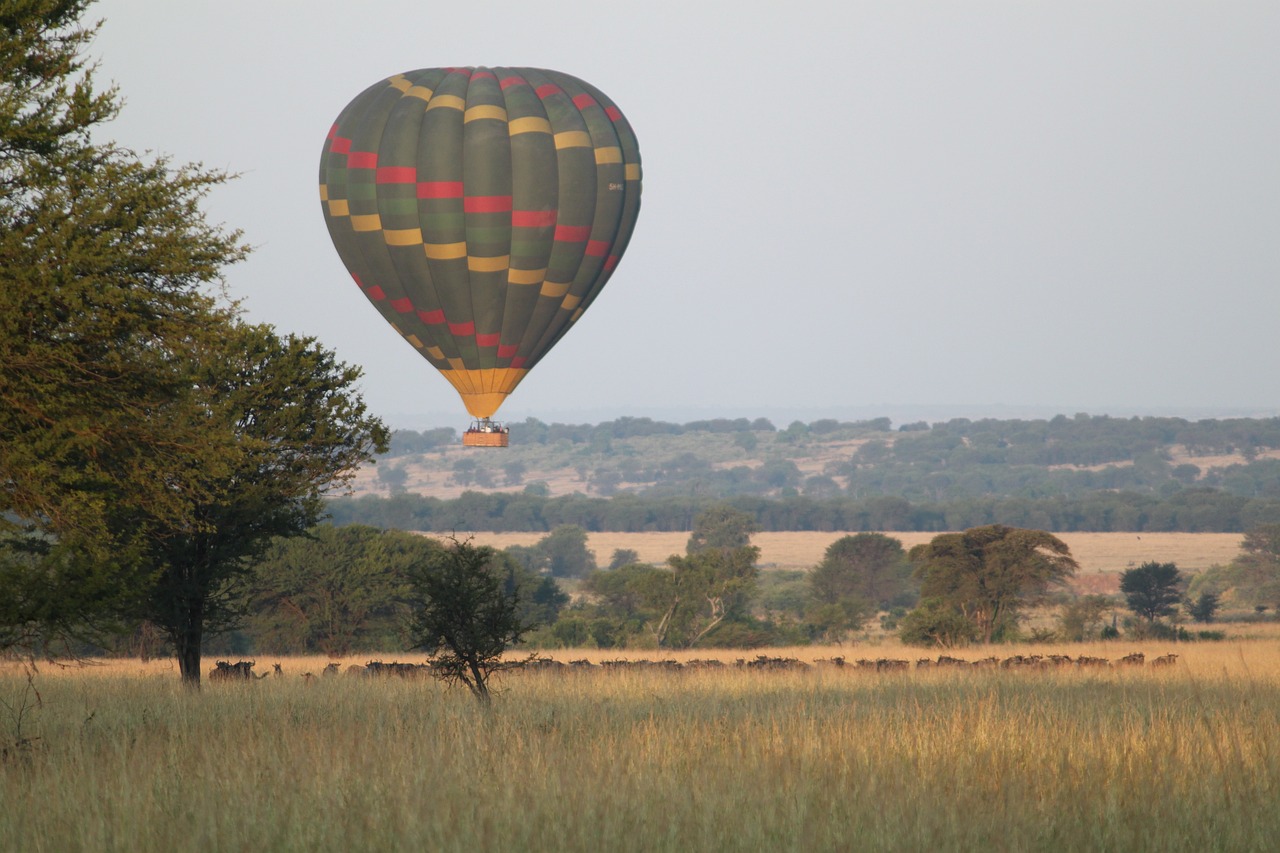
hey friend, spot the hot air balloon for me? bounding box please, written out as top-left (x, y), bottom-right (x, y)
top-left (319, 67), bottom-right (641, 446)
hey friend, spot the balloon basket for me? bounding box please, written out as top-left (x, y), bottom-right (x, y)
top-left (463, 419), bottom-right (509, 448)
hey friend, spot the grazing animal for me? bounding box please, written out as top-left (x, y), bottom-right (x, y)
top-left (272, 663), bottom-right (284, 677)
top-left (208, 660), bottom-right (258, 681)
top-left (1151, 653), bottom-right (1179, 667)
top-left (323, 663), bottom-right (341, 677)
top-left (1118, 653), bottom-right (1145, 666)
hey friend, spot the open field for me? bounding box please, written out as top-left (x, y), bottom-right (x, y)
top-left (5, 641), bottom-right (1280, 852)
top-left (424, 530), bottom-right (1246, 582)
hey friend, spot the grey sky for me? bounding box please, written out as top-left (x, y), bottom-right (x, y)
top-left (90, 1), bottom-right (1280, 428)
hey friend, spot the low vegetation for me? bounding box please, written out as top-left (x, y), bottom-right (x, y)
top-left (4, 643), bottom-right (1280, 852)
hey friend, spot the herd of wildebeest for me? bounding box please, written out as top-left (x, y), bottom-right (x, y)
top-left (208, 651), bottom-right (1179, 682)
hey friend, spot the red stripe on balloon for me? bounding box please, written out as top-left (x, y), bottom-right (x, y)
top-left (476, 332), bottom-right (500, 347)
top-left (572, 94), bottom-right (597, 110)
top-left (499, 76), bottom-right (526, 90)
top-left (535, 84), bottom-right (563, 99)
top-left (585, 240), bottom-right (610, 257)
top-left (604, 255), bottom-right (619, 271)
top-left (366, 286), bottom-right (386, 301)
top-left (330, 136), bottom-right (352, 154)
top-left (554, 224), bottom-right (591, 242)
top-left (351, 273), bottom-right (363, 287)
top-left (444, 67), bottom-right (473, 77)
top-left (511, 356), bottom-right (527, 369)
top-left (472, 70), bottom-right (496, 80)
top-left (347, 151), bottom-right (377, 169)
top-left (376, 166), bottom-right (417, 184)
top-left (497, 344), bottom-right (518, 358)
top-left (327, 124), bottom-right (338, 139)
top-left (512, 209), bottom-right (557, 228)
top-left (417, 181), bottom-right (464, 199)
top-left (605, 106), bottom-right (623, 122)
top-left (418, 309), bottom-right (445, 325)
top-left (449, 321), bottom-right (475, 336)
top-left (391, 298), bottom-right (413, 313)
top-left (464, 195), bottom-right (513, 213)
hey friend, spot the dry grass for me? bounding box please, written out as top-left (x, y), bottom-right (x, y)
top-left (4, 640), bottom-right (1280, 852)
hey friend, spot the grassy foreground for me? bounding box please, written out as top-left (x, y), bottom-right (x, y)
top-left (3, 644), bottom-right (1279, 852)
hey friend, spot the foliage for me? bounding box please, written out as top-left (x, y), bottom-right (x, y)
top-left (1120, 562), bottom-right (1184, 623)
top-left (1187, 591), bottom-right (1221, 624)
top-left (810, 533), bottom-right (914, 610)
top-left (897, 598), bottom-right (980, 648)
top-left (652, 545), bottom-right (760, 648)
top-left (607, 548), bottom-right (641, 570)
top-left (405, 538), bottom-right (534, 705)
top-left (909, 525), bottom-right (1078, 644)
top-left (0, 1), bottom-right (248, 653)
top-left (135, 323), bottom-right (387, 684)
top-left (686, 505), bottom-right (760, 553)
top-left (246, 525), bottom-right (427, 655)
top-left (1056, 594), bottom-right (1113, 642)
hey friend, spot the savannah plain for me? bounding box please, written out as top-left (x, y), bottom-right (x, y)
top-left (5, 531), bottom-right (1279, 852)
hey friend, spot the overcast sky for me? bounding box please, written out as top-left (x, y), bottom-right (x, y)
top-left (89, 1), bottom-right (1280, 429)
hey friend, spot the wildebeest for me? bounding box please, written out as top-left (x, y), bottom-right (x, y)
top-left (1118, 653), bottom-right (1146, 666)
top-left (1150, 653), bottom-right (1179, 667)
top-left (208, 660), bottom-right (258, 681)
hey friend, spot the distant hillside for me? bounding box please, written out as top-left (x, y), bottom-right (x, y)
top-left (349, 414), bottom-right (1280, 502)
top-left (328, 415), bottom-right (1280, 533)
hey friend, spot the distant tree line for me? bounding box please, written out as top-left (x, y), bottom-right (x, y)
top-left (328, 488), bottom-right (1280, 534)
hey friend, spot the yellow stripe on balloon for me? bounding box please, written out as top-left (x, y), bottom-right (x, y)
top-left (468, 255), bottom-right (510, 273)
top-left (562, 294), bottom-right (582, 310)
top-left (424, 242), bottom-right (467, 260)
top-left (594, 147), bottom-right (622, 164)
top-left (384, 228), bottom-right (423, 246)
top-left (625, 163), bottom-right (641, 180)
top-left (327, 199), bottom-right (350, 217)
top-left (351, 214), bottom-right (382, 231)
top-left (508, 267), bottom-right (547, 285)
top-left (426, 95), bottom-right (465, 112)
top-left (554, 131), bottom-right (592, 149)
top-left (540, 281), bottom-right (571, 298)
top-left (508, 116), bottom-right (552, 136)
top-left (464, 104), bottom-right (507, 123)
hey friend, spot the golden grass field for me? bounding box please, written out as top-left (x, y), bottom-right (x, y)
top-left (5, 637), bottom-right (1280, 852)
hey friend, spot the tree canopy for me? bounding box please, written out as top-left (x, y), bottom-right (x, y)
top-left (909, 525), bottom-right (1078, 644)
top-left (1120, 562), bottom-right (1184, 623)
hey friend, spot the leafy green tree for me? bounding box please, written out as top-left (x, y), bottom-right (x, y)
top-left (0, 2), bottom-right (248, 653)
top-left (1056, 594), bottom-right (1112, 642)
top-left (1120, 562), bottom-right (1184, 623)
top-left (137, 323), bottom-right (388, 685)
top-left (686, 505), bottom-right (759, 553)
top-left (538, 525), bottom-right (597, 578)
top-left (909, 525), bottom-right (1077, 644)
top-left (247, 525), bottom-right (425, 655)
top-left (1187, 591), bottom-right (1220, 624)
top-left (406, 539), bottom-right (534, 706)
top-left (898, 598), bottom-right (980, 648)
top-left (810, 533), bottom-right (913, 610)
top-left (607, 548), bottom-right (641, 570)
top-left (654, 545), bottom-right (760, 648)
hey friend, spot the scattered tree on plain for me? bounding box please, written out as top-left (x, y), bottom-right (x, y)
top-left (907, 525), bottom-right (1078, 644)
top-left (1120, 562), bottom-right (1184, 623)
top-left (406, 538), bottom-right (534, 706)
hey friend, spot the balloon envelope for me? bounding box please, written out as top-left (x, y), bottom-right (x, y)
top-left (319, 67), bottom-right (642, 419)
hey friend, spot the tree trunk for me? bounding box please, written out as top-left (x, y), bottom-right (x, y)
top-left (174, 602), bottom-right (205, 688)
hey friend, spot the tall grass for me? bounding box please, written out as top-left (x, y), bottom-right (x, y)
top-left (3, 644), bottom-right (1279, 852)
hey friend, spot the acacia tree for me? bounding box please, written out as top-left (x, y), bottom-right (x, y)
top-left (406, 538), bottom-right (533, 706)
top-left (1120, 561), bottom-right (1184, 623)
top-left (0, 2), bottom-right (248, 652)
top-left (909, 525), bottom-right (1078, 644)
top-left (137, 322), bottom-right (388, 685)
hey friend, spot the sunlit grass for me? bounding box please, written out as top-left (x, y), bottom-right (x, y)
top-left (4, 641), bottom-right (1280, 852)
